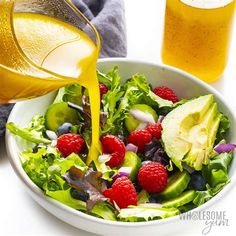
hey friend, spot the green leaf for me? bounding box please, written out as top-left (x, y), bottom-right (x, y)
top-left (46, 188), bottom-right (86, 210)
top-left (202, 152), bottom-right (232, 187)
top-left (53, 84), bottom-right (82, 105)
top-left (7, 114), bottom-right (50, 144)
top-left (91, 202), bottom-right (117, 221)
top-left (193, 152), bottom-right (232, 206)
top-left (118, 206), bottom-right (179, 222)
top-left (28, 115), bottom-right (46, 132)
top-left (54, 153), bottom-right (88, 174)
top-left (178, 203), bottom-right (196, 213)
top-left (215, 114), bottom-right (230, 144)
top-left (193, 189), bottom-right (213, 206)
top-left (97, 66), bottom-right (120, 89)
top-left (21, 147), bottom-right (86, 192)
top-left (125, 74), bottom-right (173, 108)
top-left (103, 84), bottom-right (141, 134)
top-left (97, 70), bottom-right (112, 86)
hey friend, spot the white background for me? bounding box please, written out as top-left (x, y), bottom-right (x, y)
top-left (0, 0), bottom-right (236, 235)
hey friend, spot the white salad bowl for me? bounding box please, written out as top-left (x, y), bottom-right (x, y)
top-left (6, 58), bottom-right (236, 236)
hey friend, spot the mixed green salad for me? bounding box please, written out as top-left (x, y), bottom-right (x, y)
top-left (7, 66), bottom-right (234, 222)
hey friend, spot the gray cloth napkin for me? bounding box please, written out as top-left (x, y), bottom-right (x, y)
top-left (0, 0), bottom-right (126, 137)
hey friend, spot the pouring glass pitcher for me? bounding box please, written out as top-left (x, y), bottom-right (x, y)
top-left (0, 0), bottom-right (100, 104)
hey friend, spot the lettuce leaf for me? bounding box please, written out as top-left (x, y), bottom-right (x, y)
top-left (97, 66), bottom-right (120, 89)
top-left (102, 68), bottom-right (141, 135)
top-left (7, 115), bottom-right (50, 144)
top-left (21, 147), bottom-right (86, 191)
top-left (193, 152), bottom-right (233, 206)
top-left (100, 67), bottom-right (174, 135)
top-left (21, 147), bottom-right (116, 220)
top-left (53, 84), bottom-right (83, 105)
top-left (54, 152), bottom-right (88, 174)
top-left (125, 74), bottom-right (173, 108)
top-left (91, 202), bottom-right (117, 221)
top-left (118, 206), bottom-right (179, 222)
top-left (215, 114), bottom-right (230, 144)
top-left (63, 167), bottom-right (107, 210)
top-left (46, 188), bottom-right (86, 210)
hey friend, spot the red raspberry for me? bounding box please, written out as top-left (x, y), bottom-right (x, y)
top-left (103, 176), bottom-right (137, 208)
top-left (138, 162), bottom-right (168, 193)
top-left (145, 123), bottom-right (162, 139)
top-left (153, 86), bottom-right (179, 103)
top-left (99, 83), bottom-right (108, 98)
top-left (56, 133), bottom-right (85, 157)
top-left (101, 135), bottom-right (125, 168)
top-left (128, 129), bottom-right (152, 153)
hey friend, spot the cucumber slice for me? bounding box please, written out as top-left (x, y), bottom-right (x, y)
top-left (161, 190), bottom-right (196, 208)
top-left (45, 102), bottom-right (79, 131)
top-left (121, 151), bottom-right (141, 181)
top-left (160, 170), bottom-right (190, 200)
top-left (125, 104), bottom-right (158, 132)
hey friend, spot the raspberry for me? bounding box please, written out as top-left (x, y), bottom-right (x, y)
top-left (128, 129), bottom-right (152, 153)
top-left (145, 123), bottom-right (162, 139)
top-left (99, 83), bottom-right (108, 98)
top-left (103, 176), bottom-right (137, 208)
top-left (138, 162), bottom-right (168, 193)
top-left (101, 135), bottom-right (126, 168)
top-left (153, 86), bottom-right (179, 103)
top-left (56, 133), bottom-right (85, 157)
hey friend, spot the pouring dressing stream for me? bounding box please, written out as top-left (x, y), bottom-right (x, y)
top-left (0, 0), bottom-right (101, 165)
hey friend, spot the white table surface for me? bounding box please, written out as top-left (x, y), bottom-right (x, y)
top-left (1, 0), bottom-right (236, 235)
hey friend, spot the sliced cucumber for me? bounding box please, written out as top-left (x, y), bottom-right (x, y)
top-left (125, 104), bottom-right (158, 132)
top-left (121, 151), bottom-right (141, 181)
top-left (45, 102), bottom-right (79, 131)
top-left (161, 190), bottom-right (196, 208)
top-left (160, 170), bottom-right (190, 200)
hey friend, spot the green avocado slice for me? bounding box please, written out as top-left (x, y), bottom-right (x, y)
top-left (183, 103), bottom-right (221, 170)
top-left (162, 94), bottom-right (221, 171)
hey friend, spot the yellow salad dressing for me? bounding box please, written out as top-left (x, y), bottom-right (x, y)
top-left (162, 0), bottom-right (235, 82)
top-left (0, 2), bottom-right (101, 165)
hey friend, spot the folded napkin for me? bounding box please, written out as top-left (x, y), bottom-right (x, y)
top-left (0, 0), bottom-right (126, 137)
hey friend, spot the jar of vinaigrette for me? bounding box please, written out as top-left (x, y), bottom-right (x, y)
top-left (162, 0), bottom-right (235, 83)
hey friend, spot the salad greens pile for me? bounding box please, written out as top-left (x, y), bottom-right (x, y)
top-left (7, 66), bottom-right (234, 222)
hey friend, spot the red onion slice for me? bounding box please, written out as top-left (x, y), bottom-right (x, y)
top-left (126, 143), bottom-right (138, 153)
top-left (98, 154), bottom-right (111, 163)
top-left (142, 161), bottom-right (151, 166)
top-left (130, 109), bottom-right (155, 124)
top-left (136, 122), bottom-right (148, 130)
top-left (46, 130), bottom-right (58, 140)
top-left (214, 143), bottom-right (236, 154)
top-left (158, 115), bottom-right (165, 123)
top-left (112, 167), bottom-right (131, 181)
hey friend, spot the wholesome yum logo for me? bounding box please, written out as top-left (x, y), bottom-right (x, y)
top-left (179, 210), bottom-right (229, 235)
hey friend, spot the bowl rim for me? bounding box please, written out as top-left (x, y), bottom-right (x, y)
top-left (5, 57), bottom-right (236, 228)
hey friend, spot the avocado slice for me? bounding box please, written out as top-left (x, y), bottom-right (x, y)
top-left (183, 103), bottom-right (221, 170)
top-left (162, 95), bottom-right (221, 171)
